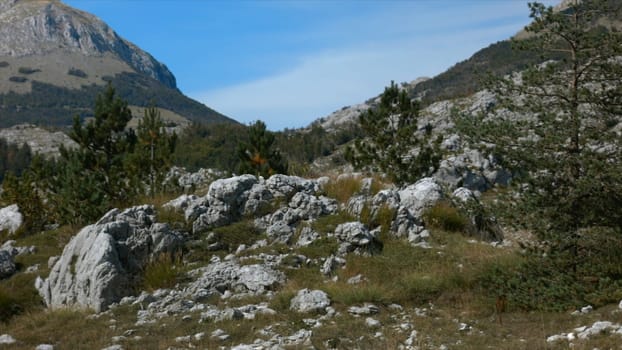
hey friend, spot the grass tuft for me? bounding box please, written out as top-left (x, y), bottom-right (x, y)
top-left (142, 252), bottom-right (184, 291)
top-left (423, 201), bottom-right (470, 233)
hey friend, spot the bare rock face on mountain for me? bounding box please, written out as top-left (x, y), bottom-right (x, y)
top-left (0, 0), bottom-right (175, 88)
top-left (0, 0), bottom-right (232, 128)
top-left (0, 124), bottom-right (77, 158)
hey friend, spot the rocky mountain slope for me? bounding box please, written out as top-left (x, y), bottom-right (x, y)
top-left (0, 0), bottom-right (234, 127)
top-left (1, 171), bottom-right (621, 349)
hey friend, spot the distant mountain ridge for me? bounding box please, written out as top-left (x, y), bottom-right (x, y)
top-left (315, 0), bottom-right (622, 130)
top-left (0, 0), bottom-right (176, 88)
top-left (0, 0), bottom-right (235, 127)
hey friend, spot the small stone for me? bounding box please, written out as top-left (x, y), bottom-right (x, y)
top-left (388, 303), bottom-right (403, 312)
top-left (26, 264), bottom-right (40, 273)
top-left (101, 345), bottom-right (123, 350)
top-left (458, 323), bottom-right (471, 332)
top-left (0, 334), bottom-right (16, 344)
top-left (175, 335), bottom-right (191, 342)
top-left (348, 303), bottom-right (379, 316)
top-left (194, 332), bottom-right (205, 341)
top-left (182, 315), bottom-right (192, 321)
top-left (290, 289), bottom-right (331, 313)
top-left (580, 305), bottom-right (593, 314)
top-left (36, 345), bottom-right (54, 350)
top-left (400, 322), bottom-right (412, 331)
top-left (347, 274), bottom-right (365, 284)
top-left (365, 317), bottom-right (381, 328)
top-left (211, 329), bottom-right (230, 341)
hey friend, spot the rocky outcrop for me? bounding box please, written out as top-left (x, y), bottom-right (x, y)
top-left (35, 205), bottom-right (184, 312)
top-left (172, 174), bottom-right (333, 234)
top-left (398, 177), bottom-right (443, 218)
top-left (0, 204), bottom-right (22, 234)
top-left (433, 147), bottom-right (510, 192)
top-left (186, 258), bottom-right (285, 296)
top-left (334, 222), bottom-right (382, 256)
top-left (0, 0), bottom-right (176, 88)
top-left (165, 167), bottom-right (226, 192)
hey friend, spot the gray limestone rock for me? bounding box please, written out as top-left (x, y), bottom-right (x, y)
top-left (0, 334), bottom-right (16, 344)
top-left (290, 289), bottom-right (331, 313)
top-left (35, 205), bottom-right (184, 312)
top-left (186, 260), bottom-right (285, 296)
top-left (192, 175), bottom-right (258, 232)
top-left (0, 125), bottom-right (78, 159)
top-left (289, 192), bottom-right (338, 220)
top-left (266, 222), bottom-right (295, 244)
top-left (243, 183), bottom-right (274, 216)
top-left (334, 222), bottom-right (382, 256)
top-left (265, 174), bottom-right (319, 199)
top-left (320, 255), bottom-right (346, 276)
top-left (398, 177), bottom-right (443, 218)
top-left (0, 249), bottom-right (16, 279)
top-left (0, 1), bottom-right (176, 87)
top-left (296, 226), bottom-right (320, 247)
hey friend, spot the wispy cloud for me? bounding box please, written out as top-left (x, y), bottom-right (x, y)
top-left (192, 2), bottom-right (553, 131)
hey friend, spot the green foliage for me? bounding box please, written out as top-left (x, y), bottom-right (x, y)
top-left (0, 72), bottom-right (232, 128)
top-left (51, 84), bottom-right (138, 224)
top-left (142, 253), bottom-right (184, 291)
top-left (311, 211), bottom-right (355, 234)
top-left (17, 67), bottom-right (40, 75)
top-left (480, 229), bottom-right (622, 311)
top-left (174, 122), bottom-right (247, 173)
top-left (423, 202), bottom-right (469, 233)
top-left (459, 1), bottom-right (622, 310)
top-left (297, 237), bottom-right (339, 259)
top-left (0, 138), bottom-right (32, 182)
top-left (211, 220), bottom-right (264, 251)
top-left (238, 120), bottom-right (288, 177)
top-left (67, 68), bottom-right (87, 78)
top-left (127, 106), bottom-right (178, 196)
top-left (0, 273), bottom-right (42, 323)
top-left (322, 176), bottom-right (362, 204)
top-left (345, 81), bottom-right (441, 185)
top-left (1, 156), bottom-right (51, 235)
top-left (275, 122), bottom-right (363, 174)
top-left (8, 76), bottom-right (27, 83)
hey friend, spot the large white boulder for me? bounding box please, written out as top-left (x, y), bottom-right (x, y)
top-left (35, 205), bottom-right (183, 312)
top-left (398, 177), bottom-right (443, 217)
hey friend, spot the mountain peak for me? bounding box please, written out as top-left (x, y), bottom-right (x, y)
top-left (0, 0), bottom-right (176, 88)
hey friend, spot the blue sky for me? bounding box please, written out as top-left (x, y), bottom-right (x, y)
top-left (65, 0), bottom-right (558, 130)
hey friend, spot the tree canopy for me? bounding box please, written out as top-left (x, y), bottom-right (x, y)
top-left (345, 81), bottom-right (440, 185)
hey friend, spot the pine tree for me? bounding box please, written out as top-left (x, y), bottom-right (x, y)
top-left (129, 106), bottom-right (177, 196)
top-left (458, 0), bottom-right (622, 295)
top-left (58, 84), bottom-right (137, 223)
top-left (1, 155), bottom-right (52, 234)
top-left (237, 120), bottom-right (287, 177)
top-left (345, 81), bottom-right (440, 185)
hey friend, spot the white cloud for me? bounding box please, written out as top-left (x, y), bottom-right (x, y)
top-left (192, 5), bottom-right (539, 131)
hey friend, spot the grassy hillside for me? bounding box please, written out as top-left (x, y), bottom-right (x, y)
top-left (0, 72), bottom-right (234, 128)
top-left (410, 39), bottom-right (549, 104)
